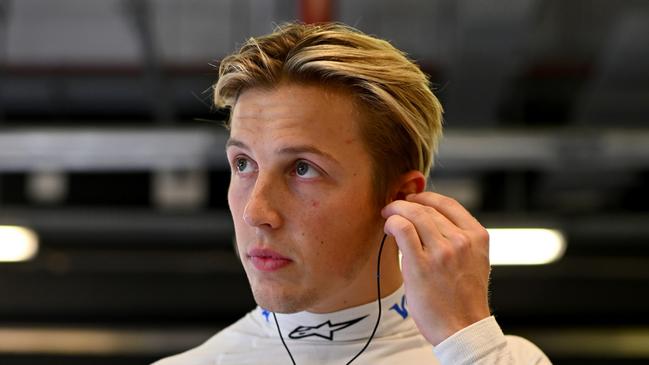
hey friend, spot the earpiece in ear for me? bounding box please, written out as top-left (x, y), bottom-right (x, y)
top-left (395, 192), bottom-right (407, 201)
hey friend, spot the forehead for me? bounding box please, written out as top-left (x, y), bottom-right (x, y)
top-left (229, 83), bottom-right (366, 145)
top-left (233, 82), bottom-right (360, 120)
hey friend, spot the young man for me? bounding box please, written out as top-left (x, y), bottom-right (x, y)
top-left (155, 23), bottom-right (551, 364)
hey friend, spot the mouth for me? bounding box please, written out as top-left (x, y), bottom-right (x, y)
top-left (247, 247), bottom-right (293, 272)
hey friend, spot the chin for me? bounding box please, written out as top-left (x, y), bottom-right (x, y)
top-left (250, 282), bottom-right (314, 314)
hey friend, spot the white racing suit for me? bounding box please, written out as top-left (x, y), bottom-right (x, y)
top-left (154, 285), bottom-right (551, 365)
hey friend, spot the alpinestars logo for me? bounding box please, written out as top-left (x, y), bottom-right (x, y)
top-left (288, 315), bottom-right (368, 340)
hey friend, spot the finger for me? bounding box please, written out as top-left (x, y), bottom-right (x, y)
top-left (404, 194), bottom-right (489, 255)
top-left (383, 200), bottom-right (454, 250)
top-left (406, 192), bottom-right (482, 231)
top-left (383, 214), bottom-right (425, 260)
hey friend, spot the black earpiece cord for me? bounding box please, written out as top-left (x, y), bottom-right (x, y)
top-left (273, 310), bottom-right (297, 365)
top-left (272, 233), bottom-right (388, 365)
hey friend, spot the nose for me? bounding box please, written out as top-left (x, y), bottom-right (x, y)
top-left (242, 176), bottom-right (283, 229)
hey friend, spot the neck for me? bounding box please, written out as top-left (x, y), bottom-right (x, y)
top-left (267, 281), bottom-right (410, 343)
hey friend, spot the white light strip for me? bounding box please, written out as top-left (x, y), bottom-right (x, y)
top-left (0, 226), bottom-right (39, 262)
top-left (488, 228), bottom-right (566, 265)
top-left (0, 326), bottom-right (217, 355)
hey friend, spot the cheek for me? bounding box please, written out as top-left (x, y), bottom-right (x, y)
top-left (298, 204), bottom-right (360, 256)
top-left (228, 176), bottom-right (248, 206)
top-left (228, 182), bottom-right (248, 223)
top-left (300, 189), bottom-right (374, 231)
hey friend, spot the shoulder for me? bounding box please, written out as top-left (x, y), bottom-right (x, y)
top-left (152, 309), bottom-right (268, 365)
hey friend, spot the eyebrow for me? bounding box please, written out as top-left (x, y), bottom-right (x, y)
top-left (225, 138), bottom-right (249, 151)
top-left (226, 138), bottom-right (341, 166)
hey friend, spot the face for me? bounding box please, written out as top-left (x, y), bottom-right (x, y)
top-left (226, 83), bottom-right (386, 313)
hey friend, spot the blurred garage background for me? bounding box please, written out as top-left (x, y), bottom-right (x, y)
top-left (0, 0), bottom-right (648, 364)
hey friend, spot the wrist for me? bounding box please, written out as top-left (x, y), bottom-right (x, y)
top-left (428, 310), bottom-right (492, 346)
top-left (433, 316), bottom-right (506, 364)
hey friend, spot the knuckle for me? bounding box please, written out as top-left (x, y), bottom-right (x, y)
top-left (450, 231), bottom-right (471, 249)
top-left (477, 228), bottom-right (490, 244)
top-left (439, 195), bottom-right (458, 208)
top-left (397, 222), bottom-right (414, 236)
top-left (422, 205), bottom-right (438, 216)
top-left (436, 245), bottom-right (455, 265)
top-left (388, 216), bottom-right (413, 236)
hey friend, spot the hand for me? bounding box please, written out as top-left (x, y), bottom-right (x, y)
top-left (382, 192), bottom-right (491, 346)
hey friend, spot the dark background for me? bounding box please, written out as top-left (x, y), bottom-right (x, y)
top-left (0, 0), bottom-right (648, 364)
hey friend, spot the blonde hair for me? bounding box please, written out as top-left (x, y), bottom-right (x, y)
top-left (214, 22), bottom-right (443, 205)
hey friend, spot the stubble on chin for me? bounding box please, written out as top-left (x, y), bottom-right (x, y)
top-left (249, 279), bottom-right (320, 313)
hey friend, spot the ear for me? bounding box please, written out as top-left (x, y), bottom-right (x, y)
top-left (390, 170), bottom-right (426, 202)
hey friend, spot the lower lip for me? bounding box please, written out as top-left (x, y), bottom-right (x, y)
top-left (249, 256), bottom-right (292, 272)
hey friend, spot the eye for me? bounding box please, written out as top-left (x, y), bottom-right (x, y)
top-left (294, 160), bottom-right (319, 178)
top-left (233, 157), bottom-right (255, 174)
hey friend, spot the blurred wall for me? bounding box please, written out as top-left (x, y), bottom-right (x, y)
top-left (0, 1), bottom-right (648, 364)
